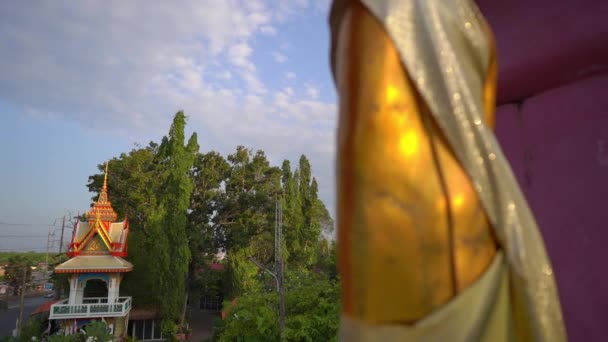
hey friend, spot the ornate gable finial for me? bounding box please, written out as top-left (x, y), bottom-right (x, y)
top-left (86, 160), bottom-right (118, 222)
top-left (98, 161), bottom-right (109, 203)
top-left (103, 161), bottom-right (109, 191)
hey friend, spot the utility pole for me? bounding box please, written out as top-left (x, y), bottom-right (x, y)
top-left (275, 194), bottom-right (285, 336)
top-left (58, 214), bottom-right (66, 254)
top-left (17, 265), bottom-right (27, 337)
top-left (46, 226), bottom-right (52, 271)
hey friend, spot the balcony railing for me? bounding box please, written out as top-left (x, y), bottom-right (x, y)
top-left (50, 297), bottom-right (131, 319)
top-left (82, 297), bottom-right (109, 304)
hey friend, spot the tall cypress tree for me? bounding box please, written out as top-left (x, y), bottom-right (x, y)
top-left (278, 155), bottom-right (327, 268)
top-left (155, 112), bottom-right (199, 324)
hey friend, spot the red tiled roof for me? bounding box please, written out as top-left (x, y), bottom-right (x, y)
top-left (31, 300), bottom-right (61, 315)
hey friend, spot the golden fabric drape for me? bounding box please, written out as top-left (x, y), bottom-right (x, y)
top-left (330, 0), bottom-right (567, 341)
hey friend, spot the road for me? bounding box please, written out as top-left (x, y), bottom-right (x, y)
top-left (0, 296), bottom-right (50, 338)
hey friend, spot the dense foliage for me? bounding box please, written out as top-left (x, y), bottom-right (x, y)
top-left (0, 252), bottom-right (46, 265)
top-left (83, 111), bottom-right (337, 339)
top-left (3, 255), bottom-right (33, 288)
top-left (87, 112), bottom-right (197, 328)
top-left (1, 320), bottom-right (112, 342)
top-left (216, 271), bottom-right (339, 342)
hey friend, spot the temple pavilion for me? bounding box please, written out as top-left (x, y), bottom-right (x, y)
top-left (49, 162), bottom-right (133, 338)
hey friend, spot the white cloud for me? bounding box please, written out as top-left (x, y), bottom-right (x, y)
top-left (217, 70), bottom-right (232, 80)
top-left (271, 51), bottom-right (288, 63)
top-left (305, 84), bottom-right (320, 99)
top-left (241, 71), bottom-right (267, 94)
top-left (0, 0), bottom-right (337, 216)
top-left (274, 0), bottom-right (310, 22)
top-left (260, 25), bottom-right (277, 35)
top-left (228, 42), bottom-right (255, 71)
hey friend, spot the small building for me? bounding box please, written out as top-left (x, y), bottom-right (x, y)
top-left (127, 308), bottom-right (163, 341)
top-left (49, 163), bottom-right (133, 338)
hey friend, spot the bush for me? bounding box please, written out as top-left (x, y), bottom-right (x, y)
top-left (161, 320), bottom-right (178, 342)
top-left (83, 320), bottom-right (113, 342)
top-left (12, 317), bottom-right (44, 342)
top-left (282, 274), bottom-right (339, 342)
top-left (47, 335), bottom-right (80, 342)
top-left (216, 291), bottom-right (279, 342)
top-left (215, 273), bottom-right (340, 342)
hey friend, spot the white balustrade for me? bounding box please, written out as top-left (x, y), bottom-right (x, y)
top-left (50, 297), bottom-right (131, 319)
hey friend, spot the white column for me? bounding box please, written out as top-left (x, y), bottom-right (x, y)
top-left (107, 277), bottom-right (113, 303)
top-left (68, 275), bottom-right (78, 304)
top-left (75, 280), bottom-right (85, 304)
top-left (107, 274), bottom-right (121, 303)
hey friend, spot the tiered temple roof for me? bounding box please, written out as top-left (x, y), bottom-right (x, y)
top-left (56, 162), bottom-right (132, 274)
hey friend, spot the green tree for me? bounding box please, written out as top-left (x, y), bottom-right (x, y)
top-left (216, 290), bottom-right (279, 342)
top-left (83, 320), bottom-right (113, 341)
top-left (216, 272), bottom-right (339, 342)
top-left (314, 239), bottom-right (338, 280)
top-left (193, 151), bottom-right (333, 296)
top-left (0, 253), bottom-right (46, 265)
top-left (154, 112), bottom-right (199, 325)
top-left (87, 142), bottom-right (161, 231)
top-left (4, 256), bottom-right (32, 291)
top-left (50, 254), bottom-right (70, 299)
top-left (281, 160), bottom-right (304, 267)
top-left (188, 151), bottom-right (231, 266)
top-left (217, 147), bottom-right (281, 254)
top-left (18, 317), bottom-right (43, 342)
top-left (87, 112), bottom-right (198, 329)
top-left (283, 272), bottom-right (340, 342)
top-left (187, 151), bottom-right (231, 306)
top-left (86, 142), bottom-right (163, 307)
top-left (83, 112), bottom-right (336, 340)
top-left (280, 155), bottom-right (330, 269)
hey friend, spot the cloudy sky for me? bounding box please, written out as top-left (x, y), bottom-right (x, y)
top-left (0, 0), bottom-right (337, 251)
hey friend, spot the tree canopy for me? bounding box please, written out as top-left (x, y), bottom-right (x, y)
top-left (88, 112), bottom-right (198, 326)
top-left (84, 111), bottom-right (337, 339)
top-left (4, 255), bottom-right (33, 289)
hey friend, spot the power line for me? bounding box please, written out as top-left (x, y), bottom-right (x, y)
top-left (0, 235), bottom-right (49, 238)
top-left (0, 247), bottom-right (49, 251)
top-left (0, 222), bottom-right (60, 227)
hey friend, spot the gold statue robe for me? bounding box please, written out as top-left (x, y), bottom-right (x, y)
top-left (330, 0), bottom-right (567, 340)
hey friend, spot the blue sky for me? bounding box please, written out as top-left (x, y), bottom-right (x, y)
top-left (0, 0), bottom-right (337, 251)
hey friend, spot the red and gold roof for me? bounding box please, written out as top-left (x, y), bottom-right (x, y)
top-left (54, 255), bottom-right (133, 274)
top-left (64, 162), bottom-right (130, 268)
top-left (85, 162), bottom-right (118, 222)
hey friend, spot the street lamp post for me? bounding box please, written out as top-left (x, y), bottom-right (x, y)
top-left (247, 257), bottom-right (285, 336)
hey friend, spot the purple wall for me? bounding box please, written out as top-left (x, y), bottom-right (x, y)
top-left (478, 0), bottom-right (608, 105)
top-left (478, 1), bottom-right (608, 340)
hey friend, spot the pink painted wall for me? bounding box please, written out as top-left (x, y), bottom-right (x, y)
top-left (478, 0), bottom-right (608, 105)
top-left (478, 1), bottom-right (608, 340)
